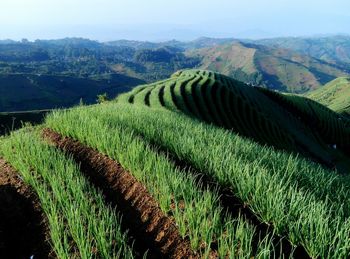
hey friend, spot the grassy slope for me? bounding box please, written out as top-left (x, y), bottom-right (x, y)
top-left (2, 69), bottom-right (350, 257)
top-left (307, 77), bottom-right (350, 115)
top-left (46, 107), bottom-right (277, 258)
top-left (47, 102), bottom-right (350, 258)
top-left (120, 69), bottom-right (350, 173)
top-left (188, 42), bottom-right (349, 93)
top-left (0, 73), bottom-right (144, 112)
top-left (112, 69), bottom-right (350, 256)
top-left (0, 128), bottom-right (134, 258)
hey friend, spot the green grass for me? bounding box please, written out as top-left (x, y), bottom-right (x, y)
top-left (46, 105), bottom-right (278, 258)
top-left (61, 102), bottom-right (350, 258)
top-left (0, 128), bottom-right (134, 259)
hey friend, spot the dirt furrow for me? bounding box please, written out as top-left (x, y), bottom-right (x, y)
top-left (42, 128), bottom-right (197, 259)
top-left (0, 158), bottom-right (52, 259)
top-left (87, 128), bottom-right (310, 259)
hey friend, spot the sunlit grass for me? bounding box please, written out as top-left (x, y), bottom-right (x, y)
top-left (0, 129), bottom-right (134, 259)
top-left (45, 102), bottom-right (350, 258)
top-left (46, 106), bottom-right (279, 258)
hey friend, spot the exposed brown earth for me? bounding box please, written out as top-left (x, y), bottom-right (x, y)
top-left (42, 128), bottom-right (198, 259)
top-left (106, 129), bottom-right (311, 259)
top-left (0, 158), bottom-right (52, 259)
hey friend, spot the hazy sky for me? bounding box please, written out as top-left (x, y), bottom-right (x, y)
top-left (0, 0), bottom-right (349, 41)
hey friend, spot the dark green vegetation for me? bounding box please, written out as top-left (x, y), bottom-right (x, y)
top-left (1, 69), bottom-right (350, 258)
top-left (187, 42), bottom-right (350, 93)
top-left (307, 77), bottom-right (350, 116)
top-left (0, 38), bottom-right (198, 87)
top-left (0, 38), bottom-right (200, 112)
top-left (0, 73), bottom-right (142, 112)
top-left (0, 109), bottom-right (49, 135)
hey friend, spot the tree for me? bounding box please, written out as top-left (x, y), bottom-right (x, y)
top-left (96, 93), bottom-right (109, 103)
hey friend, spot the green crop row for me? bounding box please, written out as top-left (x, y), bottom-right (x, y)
top-left (46, 106), bottom-right (281, 258)
top-left (72, 102), bottom-right (350, 258)
top-left (0, 128), bottom-right (134, 259)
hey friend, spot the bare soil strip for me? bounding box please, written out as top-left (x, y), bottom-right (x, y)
top-left (0, 158), bottom-right (52, 258)
top-left (102, 130), bottom-right (310, 259)
top-left (42, 128), bottom-right (197, 259)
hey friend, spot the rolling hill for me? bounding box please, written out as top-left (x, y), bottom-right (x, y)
top-left (1, 69), bottom-right (350, 258)
top-left (119, 69), bottom-right (350, 170)
top-left (187, 41), bottom-right (350, 93)
top-left (307, 77), bottom-right (350, 116)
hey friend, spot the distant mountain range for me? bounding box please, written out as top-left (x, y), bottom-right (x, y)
top-left (255, 35), bottom-right (350, 67)
top-left (1, 35), bottom-right (350, 112)
top-left (105, 35), bottom-right (350, 93)
top-left (188, 41), bottom-right (350, 92)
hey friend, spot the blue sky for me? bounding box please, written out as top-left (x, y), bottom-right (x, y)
top-left (0, 0), bottom-right (349, 41)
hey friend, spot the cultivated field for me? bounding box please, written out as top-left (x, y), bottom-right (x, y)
top-left (1, 69), bottom-right (350, 258)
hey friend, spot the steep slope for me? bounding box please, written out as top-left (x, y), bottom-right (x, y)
top-left (187, 42), bottom-right (350, 93)
top-left (307, 77), bottom-right (350, 116)
top-left (118, 69), bottom-right (350, 172)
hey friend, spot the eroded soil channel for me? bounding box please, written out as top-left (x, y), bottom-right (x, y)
top-left (98, 127), bottom-right (310, 259)
top-left (42, 128), bottom-right (197, 259)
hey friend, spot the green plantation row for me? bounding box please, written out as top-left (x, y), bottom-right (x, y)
top-left (47, 102), bottom-right (350, 258)
top-left (45, 108), bottom-right (279, 258)
top-left (0, 130), bottom-right (134, 258)
top-left (1, 69), bottom-right (350, 258)
top-left (119, 69), bottom-right (350, 173)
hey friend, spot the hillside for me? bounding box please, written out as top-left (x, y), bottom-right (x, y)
top-left (307, 77), bottom-right (350, 115)
top-left (0, 73), bottom-right (143, 111)
top-left (1, 69), bottom-right (350, 258)
top-left (187, 42), bottom-right (350, 93)
top-left (256, 35), bottom-right (350, 67)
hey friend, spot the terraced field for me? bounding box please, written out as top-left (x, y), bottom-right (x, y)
top-left (1, 69), bottom-right (350, 258)
top-left (120, 69), bottom-right (350, 172)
